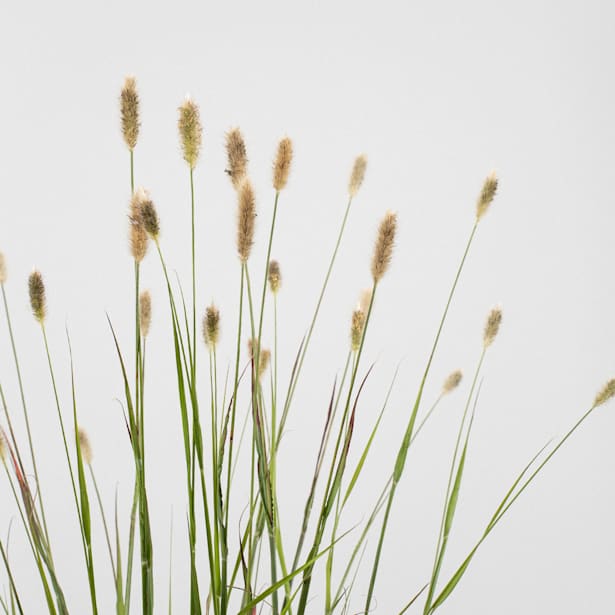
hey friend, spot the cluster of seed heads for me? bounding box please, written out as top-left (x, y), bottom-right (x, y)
top-left (203, 304), bottom-right (220, 348)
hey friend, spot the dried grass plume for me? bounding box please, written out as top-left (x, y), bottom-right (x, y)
top-left (476, 171), bottom-right (498, 221)
top-left (442, 370), bottom-right (463, 394)
top-left (349, 155), bottom-right (367, 197)
top-left (273, 137), bottom-right (293, 191)
top-left (28, 270), bottom-right (46, 323)
top-left (483, 306), bottom-right (503, 348)
top-left (139, 196), bottom-right (160, 239)
top-left (140, 290), bottom-right (152, 338)
top-left (225, 128), bottom-right (248, 189)
top-left (178, 97), bottom-right (202, 169)
top-left (268, 260), bottom-right (281, 294)
top-left (594, 378), bottom-right (615, 407)
top-left (371, 211), bottom-right (397, 282)
top-left (350, 309), bottom-right (366, 351)
top-left (120, 76), bottom-right (140, 150)
top-left (203, 304), bottom-right (220, 347)
top-left (237, 179), bottom-right (256, 262)
top-left (129, 188), bottom-right (149, 262)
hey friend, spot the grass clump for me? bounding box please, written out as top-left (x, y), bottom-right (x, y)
top-left (0, 76), bottom-right (611, 615)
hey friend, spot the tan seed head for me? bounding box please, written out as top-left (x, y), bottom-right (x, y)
top-left (349, 155), bottom-right (367, 197)
top-left (258, 349), bottom-right (271, 380)
top-left (225, 128), bottom-right (248, 190)
top-left (442, 369), bottom-right (463, 394)
top-left (237, 179), bottom-right (256, 262)
top-left (78, 428), bottom-right (93, 465)
top-left (483, 306), bottom-right (503, 348)
top-left (140, 290), bottom-right (152, 338)
top-left (0, 252), bottom-right (7, 284)
top-left (120, 76), bottom-right (140, 151)
top-left (350, 309), bottom-right (366, 352)
top-left (28, 270), bottom-right (46, 323)
top-left (203, 304), bottom-right (220, 347)
top-left (273, 137), bottom-right (293, 191)
top-left (139, 197), bottom-right (160, 239)
top-left (129, 188), bottom-right (149, 262)
top-left (268, 260), bottom-right (281, 294)
top-left (594, 378), bottom-right (615, 407)
top-left (178, 97), bottom-right (202, 169)
top-left (371, 211), bottom-right (398, 282)
top-left (476, 171), bottom-right (498, 221)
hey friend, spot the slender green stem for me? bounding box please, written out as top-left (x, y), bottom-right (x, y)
top-left (222, 265), bottom-right (245, 611)
top-left (424, 351), bottom-right (485, 613)
top-left (279, 197), bottom-right (353, 438)
top-left (364, 221), bottom-right (479, 613)
top-left (1, 284), bottom-right (51, 549)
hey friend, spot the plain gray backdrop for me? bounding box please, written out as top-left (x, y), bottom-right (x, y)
top-left (0, 1), bottom-right (613, 613)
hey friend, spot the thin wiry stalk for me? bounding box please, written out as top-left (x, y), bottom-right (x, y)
top-left (364, 221), bottom-right (479, 612)
top-left (0, 284), bottom-right (52, 549)
top-left (222, 265), bottom-right (245, 613)
top-left (279, 197), bottom-right (353, 442)
top-left (296, 284), bottom-right (377, 614)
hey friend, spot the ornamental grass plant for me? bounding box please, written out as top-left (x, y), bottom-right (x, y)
top-left (0, 77), bottom-right (612, 615)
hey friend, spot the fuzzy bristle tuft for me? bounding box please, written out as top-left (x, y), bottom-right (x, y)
top-left (225, 128), bottom-right (248, 190)
top-left (178, 97), bottom-right (202, 169)
top-left (349, 155), bottom-right (367, 197)
top-left (594, 378), bottom-right (615, 407)
top-left (273, 137), bottom-right (293, 191)
top-left (442, 370), bottom-right (463, 394)
top-left (268, 260), bottom-right (281, 294)
top-left (483, 306), bottom-right (503, 348)
top-left (476, 171), bottom-right (498, 221)
top-left (140, 290), bottom-right (152, 338)
top-left (129, 188), bottom-right (149, 261)
top-left (350, 309), bottom-right (366, 352)
top-left (237, 179), bottom-right (256, 262)
top-left (371, 211), bottom-right (397, 282)
top-left (203, 304), bottom-right (220, 347)
top-left (120, 76), bottom-right (140, 151)
top-left (139, 196), bottom-right (160, 239)
top-left (28, 270), bottom-right (46, 323)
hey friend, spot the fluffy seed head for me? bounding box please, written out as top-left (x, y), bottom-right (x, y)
top-left (237, 179), bottom-right (256, 262)
top-left (442, 370), bottom-right (463, 394)
top-left (28, 270), bottom-right (46, 323)
top-left (349, 155), bottom-right (367, 197)
top-left (139, 197), bottom-right (160, 239)
top-left (120, 76), bottom-right (140, 150)
top-left (225, 128), bottom-right (248, 189)
top-left (476, 171), bottom-right (498, 221)
top-left (350, 309), bottom-right (366, 352)
top-left (203, 304), bottom-right (220, 347)
top-left (273, 137), bottom-right (293, 191)
top-left (258, 349), bottom-right (271, 380)
top-left (371, 211), bottom-right (398, 282)
top-left (140, 290), bottom-right (152, 338)
top-left (594, 378), bottom-right (615, 407)
top-left (178, 97), bottom-right (202, 169)
top-left (78, 428), bottom-right (93, 465)
top-left (483, 306), bottom-right (503, 348)
top-left (129, 188), bottom-right (149, 262)
top-left (268, 260), bottom-right (281, 294)
top-left (0, 252), bottom-right (7, 283)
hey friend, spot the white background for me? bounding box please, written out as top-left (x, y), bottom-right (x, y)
top-left (0, 1), bottom-right (614, 613)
